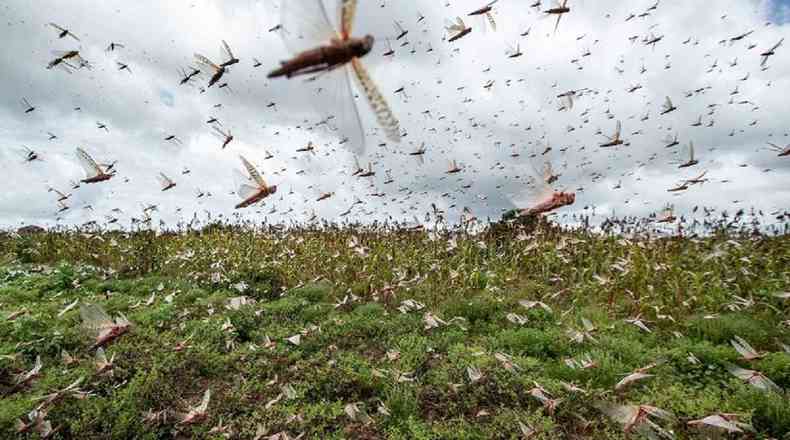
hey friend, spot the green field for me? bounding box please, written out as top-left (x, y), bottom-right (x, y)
top-left (1, 226), bottom-right (789, 439)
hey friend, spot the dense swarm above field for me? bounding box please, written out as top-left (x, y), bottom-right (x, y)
top-left (0, 226), bottom-right (788, 439)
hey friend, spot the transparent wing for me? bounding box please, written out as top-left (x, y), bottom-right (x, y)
top-left (95, 347), bottom-right (108, 364)
top-left (194, 54), bottom-right (220, 72)
top-left (614, 121), bottom-right (622, 139)
top-left (534, 177), bottom-right (555, 203)
top-left (446, 17), bottom-right (466, 33)
top-left (351, 58), bottom-right (401, 143)
top-left (234, 169), bottom-right (261, 200)
top-left (279, 0), bottom-right (339, 55)
top-left (115, 313), bottom-right (131, 327)
top-left (48, 22), bottom-right (66, 32)
top-left (157, 173), bottom-right (172, 189)
top-left (562, 94), bottom-right (574, 110)
top-left (238, 183), bottom-right (261, 201)
top-left (197, 389), bottom-right (211, 413)
top-left (239, 155), bottom-right (266, 188)
top-left (341, 0), bottom-right (357, 38)
top-left (664, 96), bottom-right (673, 109)
top-left (487, 13), bottom-right (497, 32)
top-left (80, 304), bottom-right (114, 330)
top-left (693, 415), bottom-right (742, 432)
top-left (615, 372), bottom-right (652, 390)
top-left (601, 403), bottom-right (638, 426)
top-left (508, 167), bottom-right (553, 209)
top-left (212, 125), bottom-right (229, 138)
top-left (221, 40), bottom-right (234, 60)
top-left (542, 161), bottom-right (554, 182)
top-left (323, 65), bottom-right (366, 156)
top-left (76, 148), bottom-right (101, 177)
top-left (644, 406), bottom-right (674, 421)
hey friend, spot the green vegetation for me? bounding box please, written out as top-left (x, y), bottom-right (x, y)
top-left (1, 226), bottom-right (788, 438)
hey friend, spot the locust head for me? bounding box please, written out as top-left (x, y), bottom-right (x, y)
top-left (351, 35), bottom-right (375, 58)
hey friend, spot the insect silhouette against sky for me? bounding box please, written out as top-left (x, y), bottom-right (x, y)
top-left (767, 142), bottom-right (790, 157)
top-left (268, 0), bottom-right (401, 156)
top-left (178, 66), bottom-right (201, 85)
top-left (446, 17), bottom-right (473, 42)
top-left (21, 98), bottom-right (35, 113)
top-left (660, 96), bottom-right (677, 114)
top-left (213, 126), bottom-right (234, 149)
top-left (676, 141), bottom-right (699, 168)
top-left (760, 38), bottom-right (783, 66)
top-left (48, 22), bottom-right (79, 41)
top-left (600, 120), bottom-right (625, 147)
top-left (544, 0), bottom-right (570, 33)
top-left (157, 173), bottom-right (177, 192)
top-left (235, 155), bottom-right (277, 209)
top-left (468, 1), bottom-right (498, 33)
top-left (47, 50), bottom-right (86, 72)
top-left (75, 148), bottom-right (115, 184)
top-left (21, 146), bottom-right (40, 163)
top-left (195, 41), bottom-right (238, 88)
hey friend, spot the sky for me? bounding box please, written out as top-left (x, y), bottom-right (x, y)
top-left (1, 0), bottom-right (788, 230)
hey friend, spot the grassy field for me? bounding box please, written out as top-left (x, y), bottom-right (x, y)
top-left (1, 224), bottom-right (789, 439)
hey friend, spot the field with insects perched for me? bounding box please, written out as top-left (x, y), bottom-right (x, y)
top-left (1, 224), bottom-right (788, 439)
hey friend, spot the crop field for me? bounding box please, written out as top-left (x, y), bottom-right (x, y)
top-left (1, 225), bottom-right (789, 439)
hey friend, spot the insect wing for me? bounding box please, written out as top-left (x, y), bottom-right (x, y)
top-left (80, 304), bottom-right (114, 331)
top-left (446, 16), bottom-right (465, 33)
top-left (600, 403), bottom-right (639, 427)
top-left (95, 347), bottom-right (109, 365)
top-left (318, 65), bottom-right (366, 156)
top-left (351, 59), bottom-right (401, 143)
top-left (239, 155), bottom-right (266, 188)
top-left (194, 54), bottom-right (220, 72)
top-left (197, 389), bottom-right (211, 413)
top-left (341, 0), bottom-right (357, 39)
top-left (234, 169), bottom-right (261, 201)
top-left (508, 159), bottom-right (554, 210)
top-left (212, 125), bottom-right (229, 139)
top-left (278, 0), bottom-right (339, 55)
top-left (157, 173), bottom-right (173, 189)
top-left (75, 148), bottom-right (102, 177)
top-left (221, 40), bottom-right (235, 61)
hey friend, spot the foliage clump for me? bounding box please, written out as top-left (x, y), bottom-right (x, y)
top-left (0, 226), bottom-right (788, 438)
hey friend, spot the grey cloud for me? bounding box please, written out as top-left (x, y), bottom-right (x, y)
top-left (1, 0), bottom-right (788, 229)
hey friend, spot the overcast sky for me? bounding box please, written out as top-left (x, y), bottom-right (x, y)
top-left (1, 0), bottom-right (788, 229)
